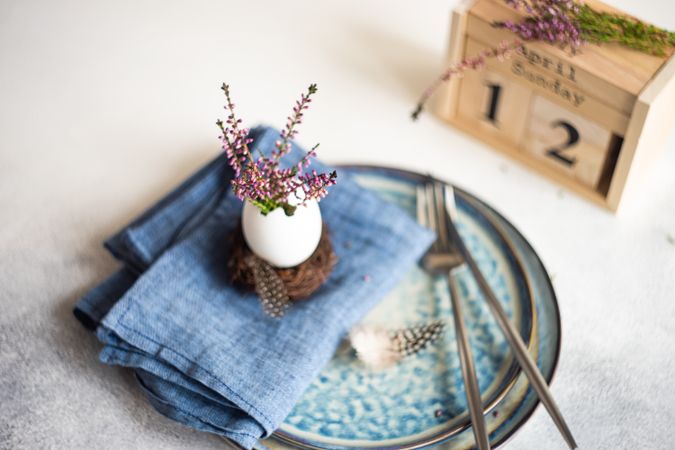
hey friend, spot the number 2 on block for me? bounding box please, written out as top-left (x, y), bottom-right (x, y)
top-left (547, 120), bottom-right (580, 167)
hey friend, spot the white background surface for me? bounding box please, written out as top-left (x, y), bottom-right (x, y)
top-left (1, 1), bottom-right (674, 449)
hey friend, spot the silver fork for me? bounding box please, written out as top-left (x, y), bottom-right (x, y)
top-left (417, 181), bottom-right (491, 450)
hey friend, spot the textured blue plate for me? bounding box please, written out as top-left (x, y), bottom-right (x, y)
top-left (260, 167), bottom-right (561, 450)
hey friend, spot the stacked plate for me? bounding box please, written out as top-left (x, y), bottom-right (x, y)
top-left (256, 167), bottom-right (561, 450)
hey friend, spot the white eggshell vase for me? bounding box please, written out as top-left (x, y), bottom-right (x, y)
top-left (241, 199), bottom-right (323, 268)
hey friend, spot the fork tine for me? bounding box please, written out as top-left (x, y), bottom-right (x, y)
top-left (444, 185), bottom-right (459, 223)
top-left (416, 185), bottom-right (427, 228)
top-left (424, 182), bottom-right (440, 251)
top-left (433, 182), bottom-right (449, 249)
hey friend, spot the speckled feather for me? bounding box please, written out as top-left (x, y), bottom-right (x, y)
top-left (390, 321), bottom-right (445, 357)
top-left (247, 256), bottom-right (291, 318)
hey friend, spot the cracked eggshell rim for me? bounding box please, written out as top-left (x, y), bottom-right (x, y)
top-left (241, 199), bottom-right (323, 268)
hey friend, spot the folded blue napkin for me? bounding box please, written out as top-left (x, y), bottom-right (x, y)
top-left (74, 126), bottom-right (434, 449)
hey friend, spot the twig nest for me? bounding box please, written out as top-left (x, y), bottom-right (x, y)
top-left (229, 223), bottom-right (337, 300)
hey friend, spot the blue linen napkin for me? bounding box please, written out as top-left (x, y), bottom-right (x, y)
top-left (74, 126), bottom-right (434, 449)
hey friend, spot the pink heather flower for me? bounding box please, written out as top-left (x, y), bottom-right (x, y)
top-left (217, 83), bottom-right (337, 216)
top-left (412, 40), bottom-right (521, 120)
top-left (497, 0), bottom-right (583, 51)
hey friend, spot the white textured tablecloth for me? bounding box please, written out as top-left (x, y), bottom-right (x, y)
top-left (1, 1), bottom-right (674, 449)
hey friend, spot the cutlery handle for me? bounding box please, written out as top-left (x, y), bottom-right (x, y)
top-left (449, 227), bottom-right (578, 450)
top-left (447, 270), bottom-right (491, 450)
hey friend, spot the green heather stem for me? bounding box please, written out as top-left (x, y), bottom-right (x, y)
top-left (577, 4), bottom-right (675, 56)
top-left (249, 199), bottom-right (280, 215)
top-left (250, 198), bottom-right (296, 216)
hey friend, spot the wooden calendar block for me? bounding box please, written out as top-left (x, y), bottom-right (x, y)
top-left (523, 95), bottom-right (613, 189)
top-left (437, 0), bottom-right (675, 212)
top-left (456, 67), bottom-right (533, 146)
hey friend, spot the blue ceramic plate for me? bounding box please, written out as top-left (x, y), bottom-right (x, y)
top-left (259, 167), bottom-right (561, 450)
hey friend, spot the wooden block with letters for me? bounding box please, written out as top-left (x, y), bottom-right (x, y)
top-left (437, 0), bottom-right (675, 211)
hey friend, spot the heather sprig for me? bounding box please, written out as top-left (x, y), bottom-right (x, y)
top-left (497, 0), bottom-right (582, 51)
top-left (217, 83), bottom-right (337, 216)
top-left (273, 84), bottom-right (318, 161)
top-left (496, 0), bottom-right (675, 56)
top-left (412, 40), bottom-right (521, 120)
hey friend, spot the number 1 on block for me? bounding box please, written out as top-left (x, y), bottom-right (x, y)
top-left (484, 82), bottom-right (502, 124)
top-left (456, 69), bottom-right (532, 146)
